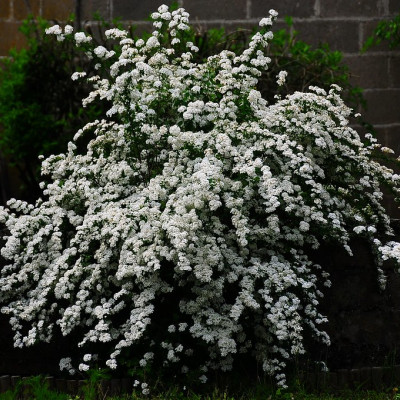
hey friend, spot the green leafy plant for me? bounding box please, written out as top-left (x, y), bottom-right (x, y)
top-left (80, 368), bottom-right (111, 400)
top-left (363, 13), bottom-right (400, 50)
top-left (0, 16), bottom-right (101, 202)
top-left (0, 376), bottom-right (70, 400)
top-left (153, 16), bottom-right (364, 111)
top-left (0, 378), bottom-right (397, 399)
top-left (264, 17), bottom-right (364, 110)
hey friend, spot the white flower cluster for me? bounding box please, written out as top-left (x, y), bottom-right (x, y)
top-left (2, 4), bottom-right (400, 387)
top-left (276, 70), bottom-right (287, 86)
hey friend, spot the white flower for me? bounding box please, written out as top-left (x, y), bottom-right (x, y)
top-left (381, 147), bottom-right (395, 154)
top-left (71, 72), bottom-right (86, 81)
top-left (259, 17), bottom-right (273, 27)
top-left (64, 25), bottom-right (73, 34)
top-left (79, 363), bottom-right (89, 371)
top-left (178, 323), bottom-right (188, 332)
top-left (158, 4), bottom-right (169, 13)
top-left (59, 357), bottom-right (73, 371)
top-left (146, 36), bottom-right (159, 49)
top-left (139, 358), bottom-right (147, 367)
top-left (199, 375), bottom-right (208, 383)
top-left (74, 32), bottom-right (91, 44)
top-left (353, 226), bottom-right (366, 234)
top-left (141, 382), bottom-right (150, 395)
top-left (105, 28), bottom-right (127, 39)
top-left (277, 70), bottom-right (287, 86)
top-left (94, 46), bottom-right (108, 58)
top-left (269, 9), bottom-right (278, 17)
top-left (299, 221), bottom-right (310, 232)
top-left (192, 85), bottom-right (201, 93)
top-left (106, 359), bottom-right (117, 369)
top-left (45, 25), bottom-right (62, 35)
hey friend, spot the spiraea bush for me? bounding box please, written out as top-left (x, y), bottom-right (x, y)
top-left (1, 4), bottom-right (400, 390)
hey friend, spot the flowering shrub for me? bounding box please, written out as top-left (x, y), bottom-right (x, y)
top-left (1, 4), bottom-right (400, 387)
top-left (0, 11), bottom-right (365, 205)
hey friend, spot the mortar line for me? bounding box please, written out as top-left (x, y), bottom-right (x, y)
top-left (313, 0), bottom-right (320, 17)
top-left (109, 0), bottom-right (113, 21)
top-left (358, 21), bottom-right (364, 52)
top-left (246, 0), bottom-right (251, 19)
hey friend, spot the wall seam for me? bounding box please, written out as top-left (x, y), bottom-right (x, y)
top-left (358, 21), bottom-right (364, 52)
top-left (388, 55), bottom-right (393, 87)
top-left (343, 51), bottom-right (400, 56)
top-left (383, 0), bottom-right (390, 15)
top-left (109, 0), bottom-right (113, 21)
top-left (314, 0), bottom-right (320, 17)
top-left (159, 16), bottom-right (389, 25)
top-left (246, 0), bottom-right (251, 19)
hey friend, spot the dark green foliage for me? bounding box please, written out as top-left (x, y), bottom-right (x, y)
top-left (262, 17), bottom-right (364, 111)
top-left (80, 368), bottom-right (111, 400)
top-left (0, 377), bottom-right (396, 400)
top-left (363, 13), bottom-right (400, 51)
top-left (0, 376), bottom-right (69, 400)
top-left (155, 16), bottom-right (364, 111)
top-left (0, 17), bottom-right (101, 202)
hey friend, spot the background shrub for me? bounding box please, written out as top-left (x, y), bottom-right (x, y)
top-left (0, 17), bottom-right (101, 202)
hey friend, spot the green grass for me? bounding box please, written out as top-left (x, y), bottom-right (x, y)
top-left (117, 387), bottom-right (399, 400)
top-left (1, 389), bottom-right (399, 400)
top-left (0, 376), bottom-right (399, 400)
top-left (90, 388), bottom-right (400, 400)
